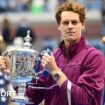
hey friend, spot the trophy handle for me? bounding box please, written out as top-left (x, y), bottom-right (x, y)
top-left (33, 49), bottom-right (51, 83)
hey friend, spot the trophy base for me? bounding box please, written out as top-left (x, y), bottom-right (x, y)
top-left (11, 96), bottom-right (33, 104)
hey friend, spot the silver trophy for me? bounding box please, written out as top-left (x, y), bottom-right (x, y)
top-left (5, 30), bottom-right (53, 104)
top-left (6, 30), bottom-right (37, 104)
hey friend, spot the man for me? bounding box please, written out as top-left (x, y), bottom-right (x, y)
top-left (26, 1), bottom-right (105, 105)
top-left (0, 1), bottom-right (105, 105)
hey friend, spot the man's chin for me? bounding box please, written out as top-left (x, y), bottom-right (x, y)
top-left (68, 38), bottom-right (79, 44)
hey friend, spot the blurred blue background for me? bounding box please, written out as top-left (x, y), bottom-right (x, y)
top-left (0, 0), bottom-right (104, 55)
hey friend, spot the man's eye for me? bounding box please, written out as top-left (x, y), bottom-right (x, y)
top-left (62, 21), bottom-right (69, 25)
top-left (61, 20), bottom-right (79, 25)
top-left (71, 21), bottom-right (79, 25)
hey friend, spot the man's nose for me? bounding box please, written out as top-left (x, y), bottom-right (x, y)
top-left (68, 22), bottom-right (73, 28)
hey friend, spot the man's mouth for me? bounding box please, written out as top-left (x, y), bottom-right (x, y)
top-left (66, 32), bottom-right (75, 34)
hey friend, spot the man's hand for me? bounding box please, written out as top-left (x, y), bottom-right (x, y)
top-left (41, 52), bottom-right (67, 86)
top-left (0, 56), bottom-right (11, 74)
top-left (41, 51), bottom-right (59, 74)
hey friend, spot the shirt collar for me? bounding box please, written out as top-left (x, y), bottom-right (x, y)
top-left (59, 36), bottom-right (86, 58)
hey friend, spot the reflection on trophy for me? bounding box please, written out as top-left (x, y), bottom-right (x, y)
top-left (6, 30), bottom-right (36, 104)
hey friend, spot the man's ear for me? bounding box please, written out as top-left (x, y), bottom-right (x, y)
top-left (58, 26), bottom-right (60, 31)
top-left (82, 25), bottom-right (86, 32)
top-left (82, 23), bottom-right (85, 30)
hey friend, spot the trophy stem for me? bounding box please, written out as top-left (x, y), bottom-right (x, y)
top-left (18, 82), bottom-right (26, 96)
top-left (11, 79), bottom-right (33, 104)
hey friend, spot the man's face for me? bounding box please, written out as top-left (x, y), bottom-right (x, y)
top-left (58, 11), bottom-right (84, 45)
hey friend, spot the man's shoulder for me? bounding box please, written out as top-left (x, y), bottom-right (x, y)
top-left (81, 44), bottom-right (105, 64)
top-left (79, 45), bottom-right (105, 67)
top-left (86, 44), bottom-right (104, 57)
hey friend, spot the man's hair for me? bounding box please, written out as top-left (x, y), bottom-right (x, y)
top-left (55, 1), bottom-right (86, 25)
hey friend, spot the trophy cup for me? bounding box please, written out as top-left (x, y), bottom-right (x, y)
top-left (6, 30), bottom-right (36, 104)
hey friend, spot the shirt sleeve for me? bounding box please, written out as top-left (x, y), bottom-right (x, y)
top-left (70, 51), bottom-right (105, 105)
